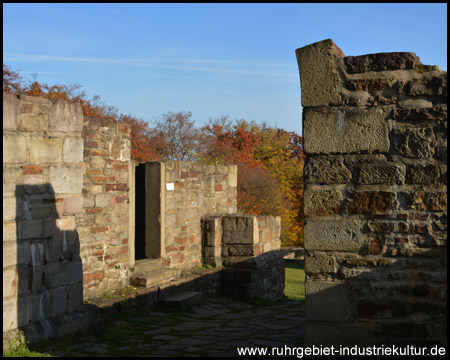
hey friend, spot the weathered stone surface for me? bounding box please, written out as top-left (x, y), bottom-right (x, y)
top-left (30, 137), bottom-right (62, 163)
top-left (304, 157), bottom-right (352, 184)
top-left (48, 100), bottom-right (83, 133)
top-left (304, 220), bottom-right (366, 251)
top-left (63, 137), bottom-right (84, 163)
top-left (304, 189), bottom-right (342, 216)
top-left (3, 93), bottom-right (20, 130)
top-left (392, 127), bottom-right (436, 158)
top-left (49, 165), bottom-right (83, 194)
top-left (222, 216), bottom-right (256, 245)
top-left (303, 108), bottom-right (389, 154)
top-left (3, 134), bottom-right (28, 164)
top-left (358, 163), bottom-right (405, 185)
top-left (305, 281), bottom-right (353, 321)
top-left (295, 39), bottom-right (345, 107)
top-left (346, 191), bottom-right (393, 214)
top-left (305, 254), bottom-right (337, 274)
top-left (343, 52), bottom-right (421, 74)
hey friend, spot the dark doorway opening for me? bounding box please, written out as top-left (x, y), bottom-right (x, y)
top-left (135, 163), bottom-right (146, 260)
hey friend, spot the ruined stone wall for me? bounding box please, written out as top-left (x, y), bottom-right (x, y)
top-left (202, 215), bottom-right (284, 301)
top-left (78, 116), bottom-right (132, 298)
top-left (3, 94), bottom-right (84, 336)
top-left (296, 40), bottom-right (447, 346)
top-left (3, 94), bottom-right (132, 339)
top-left (162, 160), bottom-right (238, 270)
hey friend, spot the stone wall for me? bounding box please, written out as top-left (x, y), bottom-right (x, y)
top-left (78, 116), bottom-right (132, 298)
top-left (296, 39), bottom-right (447, 346)
top-left (3, 94), bottom-right (132, 340)
top-left (137, 160), bottom-right (238, 270)
top-left (202, 215), bottom-right (284, 301)
top-left (3, 94), bottom-right (84, 336)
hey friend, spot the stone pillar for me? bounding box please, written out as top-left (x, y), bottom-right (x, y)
top-left (296, 39), bottom-right (447, 347)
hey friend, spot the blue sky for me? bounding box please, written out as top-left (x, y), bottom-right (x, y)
top-left (3, 3), bottom-right (447, 134)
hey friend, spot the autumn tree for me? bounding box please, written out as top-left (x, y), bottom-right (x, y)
top-left (151, 111), bottom-right (206, 161)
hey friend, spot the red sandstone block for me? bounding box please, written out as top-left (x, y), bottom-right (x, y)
top-left (120, 246), bottom-right (128, 254)
top-left (111, 163), bottom-right (128, 171)
top-left (215, 184), bottom-right (223, 191)
top-left (114, 195), bottom-right (128, 203)
top-left (189, 234), bottom-right (195, 243)
top-left (346, 191), bottom-right (393, 214)
top-left (83, 271), bottom-right (105, 284)
top-left (181, 171), bottom-right (189, 179)
top-left (23, 165), bottom-right (43, 175)
top-left (87, 208), bottom-right (102, 214)
top-left (92, 149), bottom-right (108, 157)
top-left (174, 182), bottom-right (184, 189)
top-left (368, 237), bottom-right (384, 255)
top-left (86, 169), bottom-right (102, 176)
top-left (90, 226), bottom-right (108, 234)
top-left (122, 238), bottom-right (128, 245)
top-left (174, 237), bottom-right (187, 245)
top-left (84, 141), bottom-right (98, 148)
top-left (108, 261), bottom-right (118, 269)
top-left (166, 245), bottom-right (178, 253)
top-left (21, 104), bottom-right (34, 113)
top-left (106, 183), bottom-right (127, 192)
top-left (91, 176), bottom-right (115, 183)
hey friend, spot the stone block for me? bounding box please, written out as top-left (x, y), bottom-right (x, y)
top-left (304, 220), bottom-right (366, 251)
top-left (359, 163), bottom-right (406, 185)
top-left (3, 196), bottom-right (18, 222)
top-left (304, 189), bottom-right (342, 216)
top-left (95, 193), bottom-right (110, 208)
top-left (346, 191), bottom-right (393, 214)
top-left (30, 136), bottom-right (62, 163)
top-left (48, 100), bottom-right (83, 133)
top-left (201, 217), bottom-right (222, 247)
top-left (222, 216), bottom-right (257, 245)
top-left (18, 100), bottom-right (51, 132)
top-left (49, 165), bottom-right (83, 194)
top-left (3, 133), bottom-right (27, 164)
top-left (304, 157), bottom-right (352, 184)
top-left (305, 280), bottom-right (353, 321)
top-left (43, 259), bottom-right (83, 289)
top-left (63, 137), bottom-right (84, 163)
top-left (3, 93), bottom-right (20, 130)
top-left (3, 221), bottom-right (17, 242)
top-left (64, 197), bottom-right (83, 214)
top-left (303, 108), bottom-right (389, 154)
top-left (3, 241), bottom-right (31, 267)
top-left (305, 254), bottom-right (338, 274)
top-left (17, 219), bottom-right (44, 240)
top-left (343, 51), bottom-right (420, 74)
top-left (228, 165), bottom-right (238, 188)
top-left (295, 39), bottom-right (345, 107)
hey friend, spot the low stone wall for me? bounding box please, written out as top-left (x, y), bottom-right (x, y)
top-left (202, 215), bottom-right (284, 301)
top-left (296, 39), bottom-right (447, 346)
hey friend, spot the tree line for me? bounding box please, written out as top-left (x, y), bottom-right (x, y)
top-left (3, 63), bottom-right (305, 246)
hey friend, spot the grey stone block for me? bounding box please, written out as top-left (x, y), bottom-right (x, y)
top-left (3, 93), bottom-right (20, 130)
top-left (48, 100), bottom-right (83, 133)
top-left (303, 108), bottom-right (389, 154)
top-left (304, 220), bottom-right (366, 252)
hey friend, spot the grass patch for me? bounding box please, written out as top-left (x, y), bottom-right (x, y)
top-left (284, 260), bottom-right (305, 302)
top-left (3, 342), bottom-right (54, 357)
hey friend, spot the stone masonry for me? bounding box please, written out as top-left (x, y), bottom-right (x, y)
top-left (3, 95), bottom-right (85, 338)
top-left (296, 39), bottom-right (447, 346)
top-left (3, 94), bottom-right (133, 342)
top-left (3, 93), bottom-right (283, 347)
